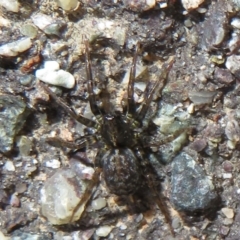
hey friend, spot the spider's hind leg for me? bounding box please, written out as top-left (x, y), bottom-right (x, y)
top-left (135, 147), bottom-right (175, 236)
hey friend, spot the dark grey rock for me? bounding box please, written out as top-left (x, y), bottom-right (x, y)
top-left (214, 67), bottom-right (234, 85)
top-left (11, 231), bottom-right (52, 240)
top-left (171, 152), bottom-right (218, 213)
top-left (0, 95), bottom-right (30, 154)
top-left (201, 1), bottom-right (228, 51)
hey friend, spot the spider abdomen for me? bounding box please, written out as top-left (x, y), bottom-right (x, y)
top-left (102, 148), bottom-right (141, 195)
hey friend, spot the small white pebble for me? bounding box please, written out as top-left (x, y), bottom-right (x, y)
top-left (10, 193), bottom-right (20, 207)
top-left (159, 2), bottom-right (167, 8)
top-left (0, 0), bottom-right (19, 12)
top-left (96, 226), bottom-right (113, 237)
top-left (0, 38), bottom-right (32, 57)
top-left (44, 61), bottom-right (60, 71)
top-left (187, 103), bottom-right (195, 114)
top-left (62, 237), bottom-right (72, 240)
top-left (46, 159), bottom-right (61, 169)
top-left (181, 0), bottom-right (204, 11)
top-left (231, 18), bottom-right (240, 29)
top-left (172, 217), bottom-right (181, 229)
top-left (119, 224), bottom-right (127, 230)
top-left (222, 173), bottom-right (232, 179)
top-left (36, 68), bottom-right (75, 89)
top-left (31, 13), bottom-right (54, 31)
top-left (223, 218), bottom-right (233, 225)
top-left (81, 167), bottom-right (95, 180)
top-left (4, 160), bottom-right (15, 171)
top-left (145, 0), bottom-right (155, 9)
top-left (32, 159), bottom-right (38, 164)
top-left (0, 16), bottom-right (11, 27)
top-left (56, 0), bottom-right (80, 11)
top-left (91, 198), bottom-right (107, 210)
top-left (0, 230), bottom-right (9, 240)
top-left (221, 207), bottom-right (234, 219)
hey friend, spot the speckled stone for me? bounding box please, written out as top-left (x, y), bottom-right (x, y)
top-left (171, 152), bottom-right (219, 212)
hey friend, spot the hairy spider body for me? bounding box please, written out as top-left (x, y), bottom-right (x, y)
top-left (41, 40), bottom-right (175, 234)
top-left (102, 148), bottom-right (141, 195)
top-left (100, 114), bottom-right (137, 148)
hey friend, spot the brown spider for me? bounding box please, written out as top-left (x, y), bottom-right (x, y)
top-left (40, 40), bottom-right (177, 235)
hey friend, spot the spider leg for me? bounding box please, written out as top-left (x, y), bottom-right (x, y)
top-left (40, 82), bottom-right (97, 128)
top-left (127, 43), bottom-right (140, 115)
top-left (136, 59), bottom-right (174, 122)
top-left (85, 40), bottom-right (103, 118)
top-left (134, 147), bottom-right (175, 236)
top-left (145, 127), bottom-right (193, 148)
top-left (46, 135), bottom-right (97, 150)
top-left (70, 167), bottom-right (101, 223)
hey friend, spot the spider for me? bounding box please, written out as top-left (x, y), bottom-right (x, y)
top-left (40, 40), bottom-right (177, 235)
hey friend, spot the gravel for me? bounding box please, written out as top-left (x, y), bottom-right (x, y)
top-left (1, 0), bottom-right (240, 239)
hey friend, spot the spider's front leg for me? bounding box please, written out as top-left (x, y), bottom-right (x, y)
top-left (136, 59), bottom-right (174, 122)
top-left (46, 135), bottom-right (98, 150)
top-left (85, 40), bottom-right (104, 118)
top-left (40, 82), bottom-right (97, 128)
top-left (126, 43), bottom-right (140, 116)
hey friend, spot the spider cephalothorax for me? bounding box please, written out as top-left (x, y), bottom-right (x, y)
top-left (40, 40), bottom-right (175, 234)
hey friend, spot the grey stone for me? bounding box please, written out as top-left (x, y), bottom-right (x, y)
top-left (171, 152), bottom-right (218, 212)
top-left (11, 231), bottom-right (52, 240)
top-left (201, 1), bottom-right (228, 50)
top-left (0, 95), bottom-right (30, 153)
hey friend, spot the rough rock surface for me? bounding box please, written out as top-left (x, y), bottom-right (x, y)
top-left (0, 95), bottom-right (29, 153)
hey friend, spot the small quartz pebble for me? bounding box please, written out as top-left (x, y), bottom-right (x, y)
top-left (221, 207), bottom-right (234, 219)
top-left (56, 0), bottom-right (80, 11)
top-left (10, 193), bottom-right (20, 207)
top-left (15, 183), bottom-right (27, 194)
top-left (172, 217), bottom-right (181, 229)
top-left (32, 14), bottom-right (65, 37)
top-left (45, 159), bottom-right (61, 169)
top-left (0, 16), bottom-right (11, 27)
top-left (41, 168), bottom-right (92, 225)
top-left (96, 226), bottom-right (113, 237)
top-left (31, 13), bottom-right (54, 31)
top-left (221, 226), bottom-right (230, 236)
top-left (222, 173), bottom-right (232, 179)
top-left (20, 24), bottom-right (38, 38)
top-left (123, 0), bottom-right (155, 11)
top-left (16, 136), bottom-right (32, 156)
top-left (4, 160), bottom-right (15, 171)
top-left (0, 231), bottom-right (9, 240)
top-left (91, 198), bottom-right (107, 210)
top-left (44, 61), bottom-right (60, 71)
top-left (36, 61), bottom-right (75, 89)
top-left (181, 0), bottom-right (204, 11)
top-left (223, 218), bottom-right (233, 225)
top-left (0, 0), bottom-right (19, 12)
top-left (188, 91), bottom-right (217, 105)
top-left (226, 55), bottom-right (240, 78)
top-left (231, 18), bottom-right (240, 29)
top-left (0, 38), bottom-right (32, 57)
